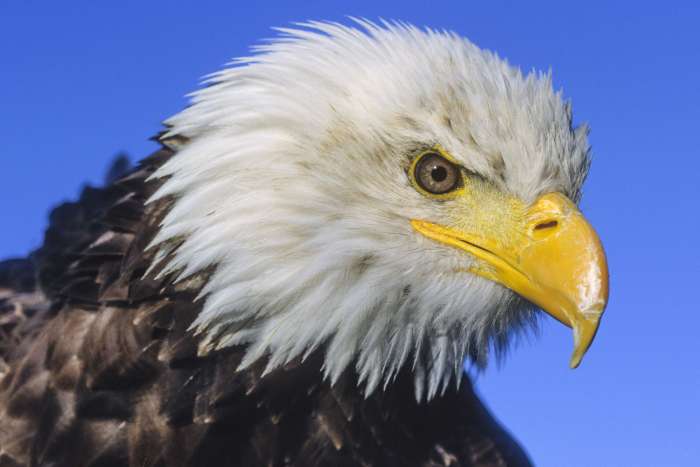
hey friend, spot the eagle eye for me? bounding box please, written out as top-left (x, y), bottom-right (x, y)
top-left (412, 151), bottom-right (462, 196)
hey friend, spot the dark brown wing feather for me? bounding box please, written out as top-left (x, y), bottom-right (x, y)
top-left (0, 145), bottom-right (532, 467)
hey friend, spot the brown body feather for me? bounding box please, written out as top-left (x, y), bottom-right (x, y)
top-left (0, 147), bottom-right (532, 467)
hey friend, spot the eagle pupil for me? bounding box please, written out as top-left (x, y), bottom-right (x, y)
top-left (431, 166), bottom-right (447, 182)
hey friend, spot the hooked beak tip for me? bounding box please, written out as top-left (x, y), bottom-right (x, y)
top-left (568, 311), bottom-right (603, 369)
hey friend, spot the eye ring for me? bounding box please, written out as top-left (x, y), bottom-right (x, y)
top-left (411, 151), bottom-right (463, 196)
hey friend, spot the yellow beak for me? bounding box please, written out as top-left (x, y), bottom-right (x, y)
top-left (411, 193), bottom-right (609, 368)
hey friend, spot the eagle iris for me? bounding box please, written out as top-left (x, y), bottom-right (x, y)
top-left (413, 151), bottom-right (462, 195)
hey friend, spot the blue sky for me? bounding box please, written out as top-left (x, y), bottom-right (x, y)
top-left (2, 1), bottom-right (699, 465)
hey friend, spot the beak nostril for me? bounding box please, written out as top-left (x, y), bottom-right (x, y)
top-left (534, 220), bottom-right (558, 231)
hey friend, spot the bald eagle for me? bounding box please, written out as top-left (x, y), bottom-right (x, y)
top-left (0, 21), bottom-right (608, 467)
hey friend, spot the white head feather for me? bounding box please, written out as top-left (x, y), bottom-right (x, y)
top-left (148, 20), bottom-right (591, 401)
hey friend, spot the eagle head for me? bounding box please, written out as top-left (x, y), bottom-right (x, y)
top-left (149, 20), bottom-right (609, 400)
